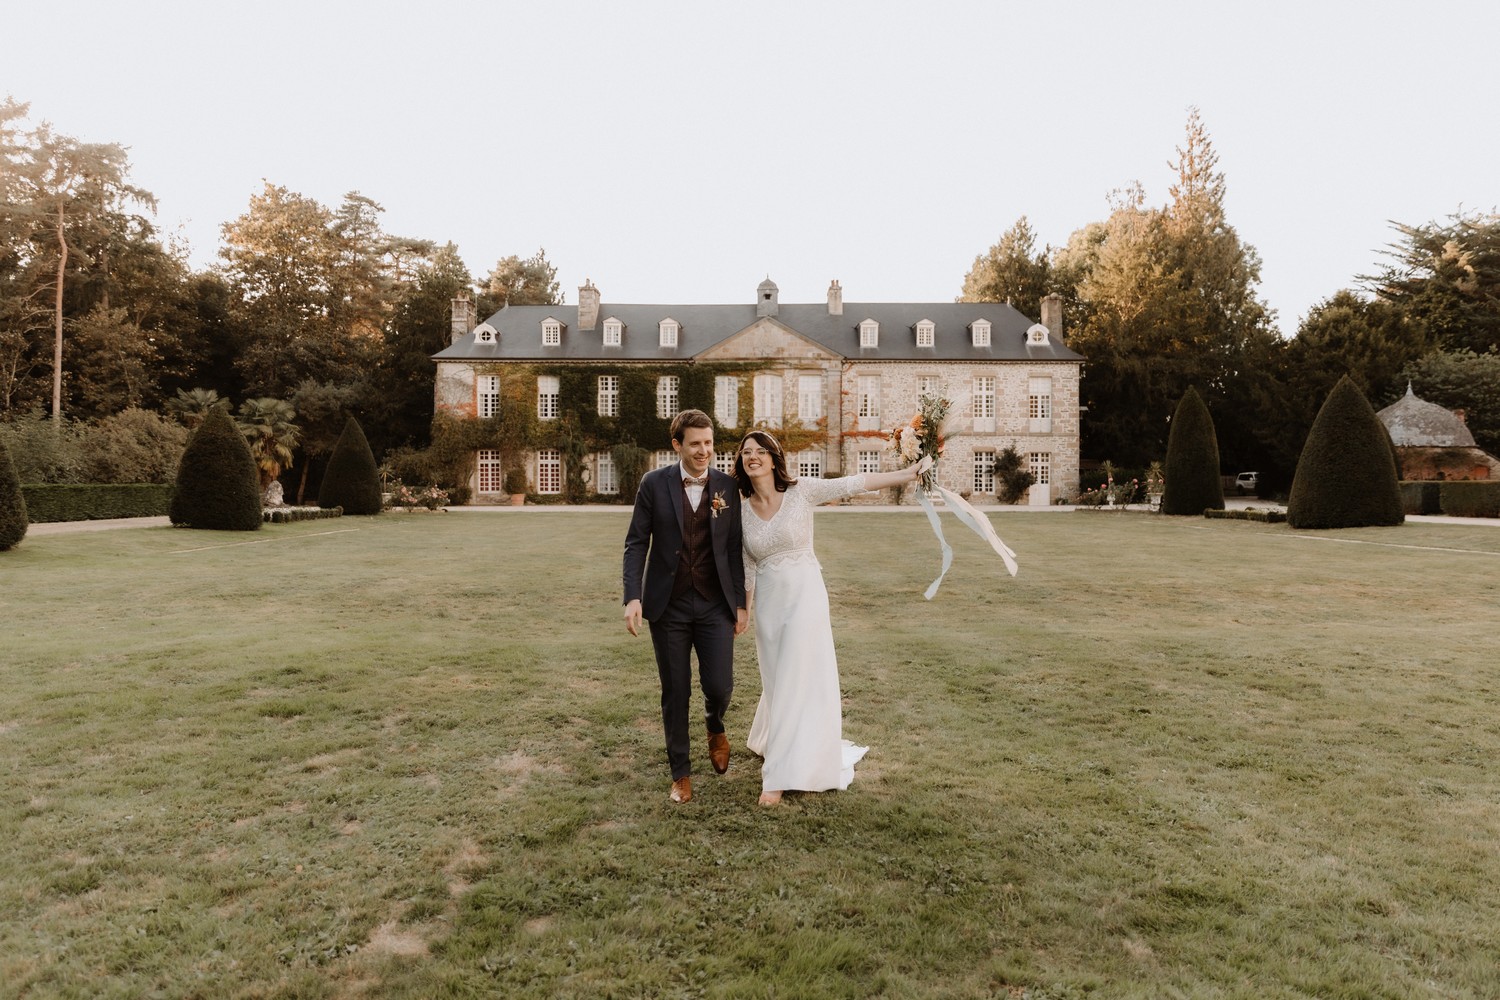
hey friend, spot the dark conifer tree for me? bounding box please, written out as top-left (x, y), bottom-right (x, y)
top-left (1288, 376), bottom-right (1404, 529)
top-left (1160, 387), bottom-right (1225, 515)
top-left (318, 417), bottom-right (382, 515)
top-left (169, 406), bottom-right (262, 530)
top-left (0, 435), bottom-right (28, 550)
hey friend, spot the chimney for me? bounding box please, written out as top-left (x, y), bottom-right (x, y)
top-left (578, 279), bottom-right (600, 331)
top-left (1040, 293), bottom-right (1063, 341)
top-left (450, 294), bottom-right (475, 343)
top-left (827, 279), bottom-right (843, 316)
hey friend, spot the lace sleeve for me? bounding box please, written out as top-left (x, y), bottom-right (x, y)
top-left (798, 474), bottom-right (870, 507)
top-left (743, 544), bottom-right (757, 607)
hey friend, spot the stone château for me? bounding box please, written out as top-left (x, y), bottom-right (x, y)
top-left (432, 278), bottom-right (1083, 503)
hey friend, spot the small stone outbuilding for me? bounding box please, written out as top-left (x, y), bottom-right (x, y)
top-left (1377, 384), bottom-right (1500, 481)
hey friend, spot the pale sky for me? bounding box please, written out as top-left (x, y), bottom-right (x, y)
top-left (8, 1), bottom-right (1497, 337)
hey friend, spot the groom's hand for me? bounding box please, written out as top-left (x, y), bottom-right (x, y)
top-left (624, 599), bottom-right (643, 636)
top-left (734, 608), bottom-right (748, 636)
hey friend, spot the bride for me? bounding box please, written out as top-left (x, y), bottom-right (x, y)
top-left (735, 431), bottom-right (928, 806)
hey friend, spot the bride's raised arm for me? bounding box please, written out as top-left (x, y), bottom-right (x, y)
top-left (856, 455), bottom-right (932, 494)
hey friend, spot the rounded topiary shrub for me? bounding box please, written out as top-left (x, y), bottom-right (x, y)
top-left (318, 417), bottom-right (382, 515)
top-left (0, 434), bottom-right (28, 551)
top-left (1287, 375), bottom-right (1404, 529)
top-left (169, 405), bottom-right (262, 531)
top-left (1160, 387), bottom-right (1225, 515)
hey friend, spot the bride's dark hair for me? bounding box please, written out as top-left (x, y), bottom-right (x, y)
top-left (733, 430), bottom-right (798, 497)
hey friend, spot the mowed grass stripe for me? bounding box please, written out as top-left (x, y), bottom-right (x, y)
top-left (2, 511), bottom-right (1498, 998)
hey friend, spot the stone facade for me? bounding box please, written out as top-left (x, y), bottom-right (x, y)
top-left (432, 279), bottom-right (1083, 504)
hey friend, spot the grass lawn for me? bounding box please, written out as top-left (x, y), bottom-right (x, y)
top-left (3, 509), bottom-right (1500, 999)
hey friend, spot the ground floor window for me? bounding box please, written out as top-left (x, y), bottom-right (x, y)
top-left (1028, 452), bottom-right (1051, 484)
top-left (713, 451), bottom-right (735, 475)
top-left (654, 449), bottom-right (676, 470)
top-left (537, 449), bottom-right (562, 494)
top-left (856, 449), bottom-right (881, 475)
top-left (477, 449), bottom-right (503, 493)
top-left (796, 450), bottom-right (822, 479)
top-left (972, 450), bottom-right (996, 494)
top-left (596, 452), bottom-right (617, 495)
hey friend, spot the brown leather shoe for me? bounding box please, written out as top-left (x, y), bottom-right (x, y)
top-left (669, 777), bottom-right (692, 803)
top-left (708, 731), bottom-right (730, 774)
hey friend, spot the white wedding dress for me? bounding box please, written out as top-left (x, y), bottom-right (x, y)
top-left (744, 475), bottom-right (871, 793)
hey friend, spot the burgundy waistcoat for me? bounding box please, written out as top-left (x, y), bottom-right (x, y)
top-left (672, 486), bottom-right (719, 601)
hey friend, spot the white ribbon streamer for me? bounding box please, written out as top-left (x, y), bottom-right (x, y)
top-left (913, 485), bottom-right (1020, 599)
top-left (914, 486), bottom-right (955, 600)
top-left (936, 486), bottom-right (1020, 577)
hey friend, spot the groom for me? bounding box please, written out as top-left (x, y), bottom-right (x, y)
top-left (623, 409), bottom-right (747, 804)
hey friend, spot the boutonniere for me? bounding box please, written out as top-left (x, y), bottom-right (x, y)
top-left (710, 491), bottom-right (727, 518)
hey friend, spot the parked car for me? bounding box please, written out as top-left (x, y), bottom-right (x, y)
top-left (1234, 471), bottom-right (1259, 495)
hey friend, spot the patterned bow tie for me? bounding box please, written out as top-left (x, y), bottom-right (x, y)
top-left (684, 475), bottom-right (707, 487)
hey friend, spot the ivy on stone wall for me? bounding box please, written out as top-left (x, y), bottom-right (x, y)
top-left (435, 362), bottom-right (838, 501)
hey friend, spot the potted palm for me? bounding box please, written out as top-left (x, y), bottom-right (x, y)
top-left (1146, 461), bottom-right (1165, 510)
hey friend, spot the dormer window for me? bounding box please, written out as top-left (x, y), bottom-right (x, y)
top-left (914, 320), bottom-right (935, 348)
top-left (1026, 323), bottom-right (1049, 345)
top-left (474, 323), bottom-right (497, 345)
top-left (541, 318), bottom-right (563, 346)
top-left (971, 319), bottom-right (992, 347)
top-left (659, 318), bottom-right (679, 348)
top-left (602, 317), bottom-right (623, 346)
top-left (859, 319), bottom-right (879, 349)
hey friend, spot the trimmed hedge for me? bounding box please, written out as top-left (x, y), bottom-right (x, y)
top-left (1, 435), bottom-right (26, 550)
top-left (1438, 481), bottom-right (1500, 518)
top-left (264, 506), bottom-right (343, 524)
top-left (1399, 481), bottom-right (1442, 516)
top-left (1288, 376), bottom-right (1404, 529)
top-left (1161, 387), bottom-right (1225, 515)
top-left (20, 484), bottom-right (174, 523)
top-left (318, 417), bottom-right (382, 515)
top-left (1204, 508), bottom-right (1288, 523)
top-left (170, 406), bottom-right (262, 531)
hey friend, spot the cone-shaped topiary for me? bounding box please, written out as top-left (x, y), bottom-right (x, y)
top-left (169, 405), bottom-right (262, 530)
top-left (1160, 387), bottom-right (1225, 515)
top-left (318, 417), bottom-right (382, 515)
top-left (1288, 375), bottom-right (1404, 529)
top-left (0, 434), bottom-right (28, 551)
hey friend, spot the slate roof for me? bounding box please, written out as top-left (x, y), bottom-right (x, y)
top-left (1377, 384), bottom-right (1477, 447)
top-left (433, 299), bottom-right (1084, 364)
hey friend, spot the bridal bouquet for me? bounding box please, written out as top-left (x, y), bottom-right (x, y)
top-left (892, 393), bottom-right (1018, 598)
top-left (890, 393), bottom-right (949, 492)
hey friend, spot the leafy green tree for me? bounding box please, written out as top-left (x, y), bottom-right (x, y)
top-left (65, 305), bottom-right (161, 419)
top-left (82, 407), bottom-right (189, 484)
top-left (2, 102), bottom-right (156, 420)
top-left (1287, 376), bottom-right (1403, 529)
top-left (1055, 110), bottom-right (1277, 467)
top-left (0, 432), bottom-right (27, 550)
top-left (1392, 348), bottom-right (1500, 456)
top-left (1364, 211), bottom-right (1500, 354)
top-left (478, 247), bottom-right (561, 314)
top-left (318, 416), bottom-right (382, 514)
top-left (1160, 387), bottom-right (1224, 515)
top-left (368, 243), bottom-right (474, 454)
top-left (289, 379), bottom-right (362, 503)
top-left (236, 397), bottom-right (300, 491)
top-left (220, 182), bottom-right (372, 397)
top-left (959, 216), bottom-right (1052, 317)
top-left (1245, 291), bottom-right (1431, 489)
top-left (169, 405), bottom-right (261, 530)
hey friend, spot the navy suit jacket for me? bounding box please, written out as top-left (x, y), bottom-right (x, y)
top-left (622, 465), bottom-right (746, 621)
